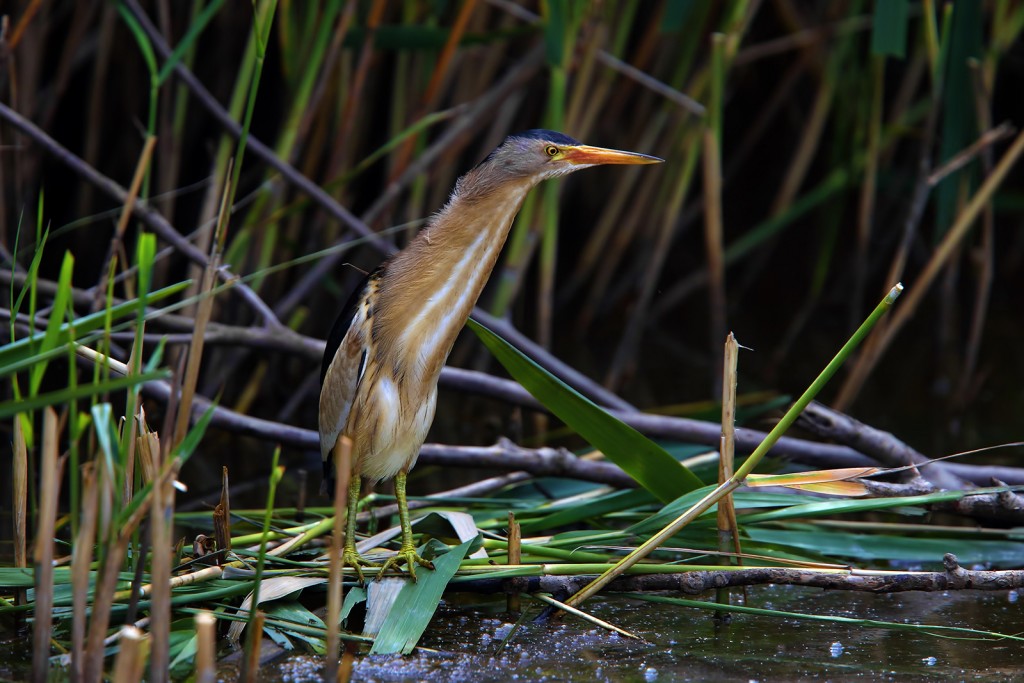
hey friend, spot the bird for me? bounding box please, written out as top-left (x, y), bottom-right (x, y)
top-left (319, 129), bottom-right (662, 580)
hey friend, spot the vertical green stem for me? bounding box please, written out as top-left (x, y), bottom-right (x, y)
top-left (241, 448), bottom-right (283, 679)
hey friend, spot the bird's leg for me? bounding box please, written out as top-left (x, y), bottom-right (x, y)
top-left (342, 474), bottom-right (380, 584)
top-left (378, 470), bottom-right (434, 581)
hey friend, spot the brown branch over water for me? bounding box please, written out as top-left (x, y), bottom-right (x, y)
top-left (456, 553), bottom-right (1024, 597)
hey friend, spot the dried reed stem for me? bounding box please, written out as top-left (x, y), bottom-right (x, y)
top-left (716, 333), bottom-right (742, 608)
top-left (241, 611), bottom-right (265, 683)
top-left (71, 462), bottom-right (99, 682)
top-left (13, 416), bottom-right (27, 606)
top-left (84, 459), bottom-right (179, 683)
top-left (112, 626), bottom-right (149, 683)
top-left (32, 408), bottom-right (61, 683)
top-left (506, 511), bottom-right (522, 614)
top-left (213, 467), bottom-right (231, 563)
top-left (194, 611), bottom-right (217, 683)
top-left (149, 456), bottom-right (176, 683)
top-left (326, 436), bottom-right (353, 681)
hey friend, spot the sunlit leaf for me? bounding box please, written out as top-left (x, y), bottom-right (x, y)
top-left (370, 538), bottom-right (474, 655)
top-left (467, 319), bottom-right (703, 502)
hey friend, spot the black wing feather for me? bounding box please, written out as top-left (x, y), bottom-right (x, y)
top-left (320, 271), bottom-right (373, 387)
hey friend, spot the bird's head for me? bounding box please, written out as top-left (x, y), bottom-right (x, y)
top-left (481, 129), bottom-right (662, 182)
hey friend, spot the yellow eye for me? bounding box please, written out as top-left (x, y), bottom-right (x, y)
top-left (545, 145), bottom-right (559, 157)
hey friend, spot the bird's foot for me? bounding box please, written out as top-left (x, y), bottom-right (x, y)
top-left (343, 547), bottom-right (381, 585)
top-left (377, 545), bottom-right (434, 582)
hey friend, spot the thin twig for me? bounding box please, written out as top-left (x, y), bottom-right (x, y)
top-left (0, 101), bottom-right (282, 328)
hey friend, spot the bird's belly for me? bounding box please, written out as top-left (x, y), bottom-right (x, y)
top-left (349, 377), bottom-right (438, 482)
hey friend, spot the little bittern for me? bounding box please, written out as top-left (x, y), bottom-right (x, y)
top-left (319, 130), bottom-right (661, 580)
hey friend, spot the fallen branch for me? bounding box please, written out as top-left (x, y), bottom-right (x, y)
top-left (455, 554), bottom-right (1024, 597)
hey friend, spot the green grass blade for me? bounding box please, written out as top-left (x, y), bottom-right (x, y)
top-left (369, 539), bottom-right (474, 655)
top-left (0, 281), bottom-right (189, 371)
top-left (0, 370), bottom-right (170, 420)
top-left (29, 251), bottom-right (74, 394)
top-left (871, 0), bottom-right (909, 58)
top-left (174, 404), bottom-right (217, 464)
top-left (467, 319), bottom-right (704, 502)
top-left (746, 527), bottom-right (1024, 567)
top-left (156, 0), bottom-right (227, 85)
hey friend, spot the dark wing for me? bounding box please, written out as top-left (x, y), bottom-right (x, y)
top-left (321, 271), bottom-right (372, 386)
top-left (318, 271), bottom-right (377, 472)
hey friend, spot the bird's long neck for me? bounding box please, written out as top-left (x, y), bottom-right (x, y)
top-left (374, 175), bottom-right (535, 383)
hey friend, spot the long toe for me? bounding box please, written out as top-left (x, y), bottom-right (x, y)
top-left (343, 548), bottom-right (382, 584)
top-left (378, 549), bottom-right (435, 582)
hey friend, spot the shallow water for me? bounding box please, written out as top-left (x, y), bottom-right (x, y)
top-left (256, 585), bottom-right (1024, 682)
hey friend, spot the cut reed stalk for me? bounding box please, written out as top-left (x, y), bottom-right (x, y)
top-left (71, 462), bottom-right (99, 682)
top-left (13, 415), bottom-right (28, 606)
top-left (32, 407), bottom-right (61, 683)
top-left (213, 467), bottom-right (231, 563)
top-left (568, 285), bottom-right (903, 607)
top-left (112, 626), bottom-right (149, 683)
top-left (717, 333), bottom-right (740, 557)
top-left (506, 511), bottom-right (522, 614)
top-left (149, 454), bottom-right (176, 683)
top-left (84, 458), bottom-right (179, 683)
top-left (716, 332), bottom-right (741, 607)
top-left (194, 611), bottom-right (217, 683)
top-left (242, 611), bottom-right (265, 683)
top-left (325, 436), bottom-right (352, 681)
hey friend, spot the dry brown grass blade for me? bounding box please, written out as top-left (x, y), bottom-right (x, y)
top-left (213, 467), bottom-right (232, 563)
top-left (7, 0), bottom-right (43, 50)
top-left (136, 407), bottom-right (158, 485)
top-left (530, 593), bottom-right (641, 640)
top-left (98, 134), bottom-right (156, 302)
top-left (173, 166), bottom-right (231, 451)
top-left (835, 127), bottom-right (1024, 410)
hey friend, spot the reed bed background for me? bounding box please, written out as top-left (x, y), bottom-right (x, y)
top-left (2, 1), bottom-right (1024, 680)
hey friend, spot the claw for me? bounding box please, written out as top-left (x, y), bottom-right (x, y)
top-left (377, 546), bottom-right (434, 582)
top-left (343, 547), bottom-right (381, 585)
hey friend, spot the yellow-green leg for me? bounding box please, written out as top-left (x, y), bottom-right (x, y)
top-left (342, 474), bottom-right (380, 584)
top-left (378, 470), bottom-right (434, 581)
